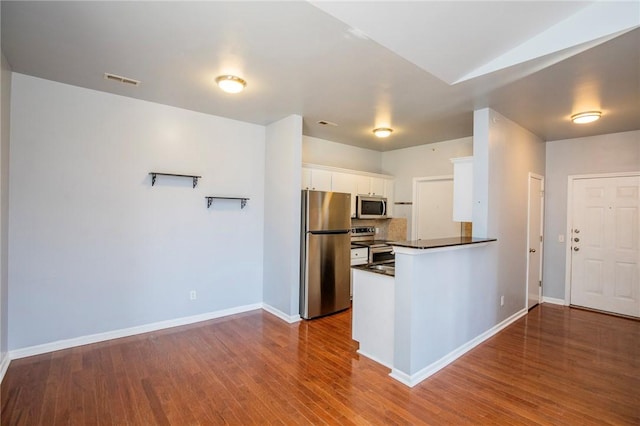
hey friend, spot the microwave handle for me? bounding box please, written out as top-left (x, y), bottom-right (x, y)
top-left (382, 200), bottom-right (387, 216)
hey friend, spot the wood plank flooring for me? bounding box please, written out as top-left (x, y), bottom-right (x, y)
top-left (2, 304), bottom-right (639, 425)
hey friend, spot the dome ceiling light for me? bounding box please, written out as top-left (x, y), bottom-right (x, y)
top-left (373, 127), bottom-right (393, 138)
top-left (571, 111), bottom-right (601, 124)
top-left (215, 75), bottom-right (247, 94)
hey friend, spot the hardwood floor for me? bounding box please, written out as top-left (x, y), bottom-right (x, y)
top-left (2, 304), bottom-right (639, 425)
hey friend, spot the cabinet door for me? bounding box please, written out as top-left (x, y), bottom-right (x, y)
top-left (311, 169), bottom-right (332, 191)
top-left (452, 157), bottom-right (473, 222)
top-left (332, 172), bottom-right (357, 217)
top-left (355, 175), bottom-right (371, 195)
top-left (302, 168), bottom-right (312, 189)
top-left (370, 177), bottom-right (385, 196)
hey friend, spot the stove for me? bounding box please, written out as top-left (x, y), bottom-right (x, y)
top-left (351, 227), bottom-right (395, 263)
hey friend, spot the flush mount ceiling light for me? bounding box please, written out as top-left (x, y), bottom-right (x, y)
top-left (215, 75), bottom-right (247, 94)
top-left (373, 127), bottom-right (393, 138)
top-left (571, 111), bottom-right (601, 124)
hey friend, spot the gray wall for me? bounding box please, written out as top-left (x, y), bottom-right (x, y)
top-left (382, 137), bottom-right (473, 238)
top-left (542, 130), bottom-right (640, 300)
top-left (9, 74), bottom-right (266, 350)
top-left (0, 51), bottom-right (11, 367)
top-left (303, 135), bottom-right (382, 173)
top-left (263, 115), bottom-right (303, 319)
top-left (474, 108), bottom-right (545, 316)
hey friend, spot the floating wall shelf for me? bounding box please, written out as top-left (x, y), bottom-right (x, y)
top-left (205, 196), bottom-right (249, 209)
top-left (149, 172), bottom-right (201, 188)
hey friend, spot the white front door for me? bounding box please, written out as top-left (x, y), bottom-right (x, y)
top-left (526, 174), bottom-right (544, 310)
top-left (412, 176), bottom-right (460, 240)
top-left (570, 175), bottom-right (640, 317)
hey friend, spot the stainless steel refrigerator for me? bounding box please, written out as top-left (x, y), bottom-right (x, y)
top-left (300, 190), bottom-right (351, 319)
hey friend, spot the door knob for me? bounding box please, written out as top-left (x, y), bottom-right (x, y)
top-left (573, 247), bottom-right (580, 251)
top-left (529, 248), bottom-right (536, 253)
top-left (574, 237), bottom-right (580, 242)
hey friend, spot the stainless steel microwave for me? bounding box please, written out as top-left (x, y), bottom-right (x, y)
top-left (356, 195), bottom-right (388, 219)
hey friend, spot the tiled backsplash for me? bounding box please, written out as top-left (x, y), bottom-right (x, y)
top-left (352, 218), bottom-right (471, 241)
top-left (351, 218), bottom-right (407, 241)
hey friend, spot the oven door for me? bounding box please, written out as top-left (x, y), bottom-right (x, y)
top-left (369, 246), bottom-right (394, 263)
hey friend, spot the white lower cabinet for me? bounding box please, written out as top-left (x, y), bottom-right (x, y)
top-left (350, 247), bottom-right (368, 298)
top-left (352, 269), bottom-right (395, 367)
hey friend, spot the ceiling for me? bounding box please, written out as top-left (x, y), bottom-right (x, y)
top-left (2, 1), bottom-right (639, 152)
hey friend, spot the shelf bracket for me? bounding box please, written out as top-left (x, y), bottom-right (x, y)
top-left (205, 196), bottom-right (249, 209)
top-left (149, 172), bottom-right (202, 188)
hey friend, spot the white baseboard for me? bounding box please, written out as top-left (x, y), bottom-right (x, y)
top-left (261, 303), bottom-right (301, 323)
top-left (542, 296), bottom-right (566, 306)
top-left (389, 308), bottom-right (528, 387)
top-left (0, 352), bottom-right (10, 384)
top-left (9, 303), bottom-right (263, 360)
top-left (356, 349), bottom-right (393, 370)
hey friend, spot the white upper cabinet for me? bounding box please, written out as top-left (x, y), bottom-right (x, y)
top-left (355, 175), bottom-right (371, 196)
top-left (332, 172), bottom-right (358, 217)
top-left (302, 168), bottom-right (332, 192)
top-left (302, 164), bottom-right (395, 217)
top-left (369, 177), bottom-right (385, 196)
top-left (451, 156), bottom-right (473, 222)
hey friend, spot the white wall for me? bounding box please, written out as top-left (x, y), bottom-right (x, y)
top-left (381, 137), bottom-right (473, 238)
top-left (263, 115), bottom-right (303, 320)
top-left (473, 108), bottom-right (545, 317)
top-left (302, 135), bottom-right (382, 173)
top-left (0, 51), bottom-right (11, 369)
top-left (543, 130), bottom-right (640, 300)
top-left (8, 74), bottom-right (266, 350)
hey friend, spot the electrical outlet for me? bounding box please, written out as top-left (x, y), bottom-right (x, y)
top-left (190, 290), bottom-right (197, 300)
top-left (500, 295), bottom-right (504, 306)
top-left (558, 234), bottom-right (565, 243)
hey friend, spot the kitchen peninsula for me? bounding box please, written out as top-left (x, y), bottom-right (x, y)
top-left (352, 236), bottom-right (497, 387)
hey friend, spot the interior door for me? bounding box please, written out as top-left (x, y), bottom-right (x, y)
top-left (570, 175), bottom-right (640, 317)
top-left (413, 177), bottom-right (460, 240)
top-left (526, 174), bottom-right (543, 310)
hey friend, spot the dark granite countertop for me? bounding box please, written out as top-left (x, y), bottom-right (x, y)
top-left (352, 262), bottom-right (395, 277)
top-left (389, 236), bottom-right (497, 250)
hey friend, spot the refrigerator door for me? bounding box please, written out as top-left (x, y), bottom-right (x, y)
top-left (305, 190), bottom-right (351, 232)
top-left (301, 232), bottom-right (351, 319)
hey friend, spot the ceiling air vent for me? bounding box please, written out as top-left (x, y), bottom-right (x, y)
top-left (104, 72), bottom-right (140, 86)
top-left (317, 120), bottom-right (338, 127)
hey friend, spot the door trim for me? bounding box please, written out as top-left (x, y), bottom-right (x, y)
top-left (526, 173), bottom-right (544, 310)
top-left (564, 171), bottom-right (640, 305)
top-left (411, 175), bottom-right (453, 240)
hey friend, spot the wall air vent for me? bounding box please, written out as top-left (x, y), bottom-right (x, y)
top-left (104, 72), bottom-right (140, 86)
